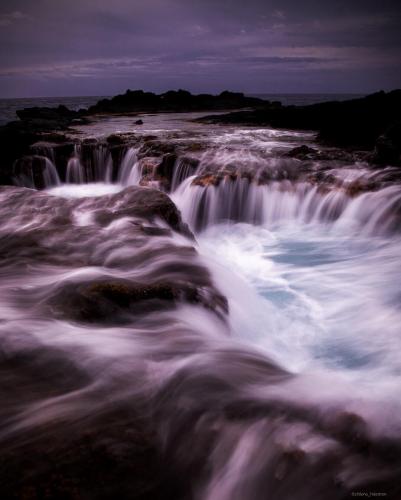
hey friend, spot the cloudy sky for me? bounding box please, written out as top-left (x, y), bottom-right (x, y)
top-left (0, 0), bottom-right (400, 97)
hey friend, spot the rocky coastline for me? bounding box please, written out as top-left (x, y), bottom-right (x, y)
top-left (1, 89), bottom-right (400, 188)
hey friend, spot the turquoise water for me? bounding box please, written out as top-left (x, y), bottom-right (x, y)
top-left (199, 222), bottom-right (401, 381)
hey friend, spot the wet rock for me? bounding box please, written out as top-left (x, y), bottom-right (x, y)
top-left (49, 277), bottom-right (227, 324)
top-left (106, 132), bottom-right (138, 146)
top-left (95, 186), bottom-right (193, 238)
top-left (13, 155), bottom-right (53, 189)
top-left (373, 122), bottom-right (401, 166)
top-left (286, 145), bottom-right (319, 160)
top-left (192, 174), bottom-right (223, 187)
top-left (154, 153), bottom-right (177, 190)
top-left (0, 404), bottom-right (182, 500)
top-left (139, 140), bottom-right (176, 158)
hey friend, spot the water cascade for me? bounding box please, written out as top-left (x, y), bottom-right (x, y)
top-left (3, 119), bottom-right (401, 498)
top-left (118, 147), bottom-right (141, 185)
top-left (66, 145), bottom-right (85, 183)
top-left (173, 176), bottom-right (401, 235)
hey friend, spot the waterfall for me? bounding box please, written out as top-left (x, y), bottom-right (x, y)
top-left (13, 155), bottom-right (60, 189)
top-left (171, 157), bottom-right (199, 191)
top-left (42, 157), bottom-right (61, 187)
top-left (66, 145), bottom-right (85, 183)
top-left (118, 147), bottom-right (141, 185)
top-left (173, 176), bottom-right (401, 235)
top-left (93, 144), bottom-right (113, 182)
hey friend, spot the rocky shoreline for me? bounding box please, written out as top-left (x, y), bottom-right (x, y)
top-left (1, 89), bottom-right (400, 188)
top-left (199, 90), bottom-right (401, 165)
top-left (1, 91), bottom-right (401, 500)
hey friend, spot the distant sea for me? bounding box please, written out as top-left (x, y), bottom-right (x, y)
top-left (0, 96), bottom-right (106, 126)
top-left (0, 93), bottom-right (364, 126)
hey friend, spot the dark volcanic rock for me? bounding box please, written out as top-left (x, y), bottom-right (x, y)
top-left (94, 186), bottom-right (193, 238)
top-left (16, 104), bottom-right (80, 123)
top-left (13, 155), bottom-right (53, 189)
top-left (49, 277), bottom-right (227, 324)
top-left (284, 144), bottom-right (367, 163)
top-left (200, 89), bottom-right (401, 152)
top-left (0, 105), bottom-right (82, 184)
top-left (285, 145), bottom-right (318, 160)
top-left (373, 122), bottom-right (401, 165)
top-left (154, 153), bottom-right (177, 190)
top-left (87, 89), bottom-right (266, 114)
top-left (0, 401), bottom-right (183, 500)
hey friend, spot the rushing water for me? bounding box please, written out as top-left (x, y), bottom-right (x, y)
top-left (1, 112), bottom-right (401, 498)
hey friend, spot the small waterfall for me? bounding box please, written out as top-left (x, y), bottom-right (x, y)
top-left (171, 157), bottom-right (199, 191)
top-left (93, 144), bottom-right (113, 182)
top-left (174, 177), bottom-right (401, 235)
top-left (66, 145), bottom-right (85, 183)
top-left (13, 155), bottom-right (60, 189)
top-left (118, 147), bottom-right (141, 185)
top-left (42, 157), bottom-right (61, 187)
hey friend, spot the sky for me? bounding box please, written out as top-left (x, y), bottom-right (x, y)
top-left (0, 0), bottom-right (400, 97)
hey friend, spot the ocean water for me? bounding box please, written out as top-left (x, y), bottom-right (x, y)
top-left (0, 93), bottom-right (364, 126)
top-left (250, 93), bottom-right (365, 106)
top-left (0, 95), bottom-right (107, 125)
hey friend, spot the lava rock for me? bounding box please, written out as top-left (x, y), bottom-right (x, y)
top-left (199, 89), bottom-right (401, 151)
top-left (87, 89), bottom-right (267, 114)
top-left (49, 277), bottom-right (227, 324)
top-left (373, 122), bottom-right (401, 166)
top-left (285, 145), bottom-right (319, 160)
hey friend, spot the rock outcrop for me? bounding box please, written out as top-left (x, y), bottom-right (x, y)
top-left (199, 90), bottom-right (401, 156)
top-left (87, 89), bottom-right (266, 114)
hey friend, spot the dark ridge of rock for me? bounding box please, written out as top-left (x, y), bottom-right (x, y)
top-left (138, 139), bottom-right (177, 158)
top-left (199, 89), bottom-right (401, 154)
top-left (87, 89), bottom-right (267, 115)
top-left (106, 132), bottom-right (139, 146)
top-left (49, 277), bottom-right (228, 324)
top-left (284, 144), bottom-right (369, 163)
top-left (16, 104), bottom-right (81, 123)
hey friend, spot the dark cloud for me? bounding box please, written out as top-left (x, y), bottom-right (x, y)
top-left (0, 0), bottom-right (400, 96)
